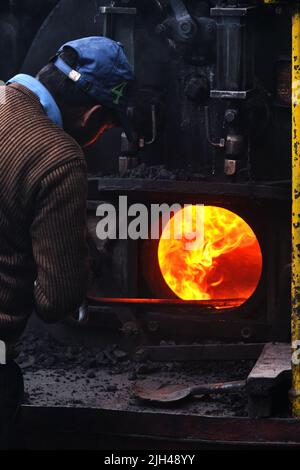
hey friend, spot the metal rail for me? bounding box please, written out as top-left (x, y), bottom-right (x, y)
top-left (87, 296), bottom-right (245, 308)
top-left (19, 406), bottom-right (300, 449)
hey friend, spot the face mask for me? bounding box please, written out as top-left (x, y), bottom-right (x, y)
top-left (68, 106), bottom-right (117, 148)
top-left (81, 123), bottom-right (114, 148)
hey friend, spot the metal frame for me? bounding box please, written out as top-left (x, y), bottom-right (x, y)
top-left (87, 178), bottom-right (290, 344)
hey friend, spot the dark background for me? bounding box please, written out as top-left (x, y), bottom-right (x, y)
top-left (0, 0), bottom-right (292, 180)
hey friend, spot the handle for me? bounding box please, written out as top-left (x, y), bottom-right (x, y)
top-left (191, 380), bottom-right (246, 396)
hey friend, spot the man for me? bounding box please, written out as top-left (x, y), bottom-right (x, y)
top-left (0, 36), bottom-right (134, 447)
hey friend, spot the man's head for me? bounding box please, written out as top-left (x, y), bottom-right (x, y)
top-left (37, 37), bottom-right (134, 148)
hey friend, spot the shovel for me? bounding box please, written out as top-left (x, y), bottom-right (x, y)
top-left (134, 380), bottom-right (246, 404)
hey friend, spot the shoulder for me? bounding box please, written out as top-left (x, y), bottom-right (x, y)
top-left (4, 83), bottom-right (85, 167)
top-left (25, 118), bottom-right (88, 187)
top-left (37, 120), bottom-right (86, 167)
top-left (23, 123), bottom-right (87, 201)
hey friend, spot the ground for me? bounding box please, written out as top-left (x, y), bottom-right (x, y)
top-left (15, 316), bottom-right (253, 417)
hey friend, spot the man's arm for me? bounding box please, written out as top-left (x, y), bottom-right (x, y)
top-left (30, 159), bottom-right (89, 323)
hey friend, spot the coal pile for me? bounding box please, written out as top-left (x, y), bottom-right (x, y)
top-left (94, 164), bottom-right (207, 181)
top-left (15, 318), bottom-right (253, 417)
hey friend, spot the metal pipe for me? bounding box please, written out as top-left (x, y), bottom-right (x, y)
top-left (291, 2), bottom-right (300, 418)
top-left (204, 106), bottom-right (225, 148)
top-left (145, 105), bottom-right (157, 146)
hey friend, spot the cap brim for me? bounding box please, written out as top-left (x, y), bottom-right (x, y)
top-left (116, 109), bottom-right (134, 142)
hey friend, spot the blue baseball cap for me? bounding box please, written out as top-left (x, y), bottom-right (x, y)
top-left (53, 36), bottom-right (135, 140)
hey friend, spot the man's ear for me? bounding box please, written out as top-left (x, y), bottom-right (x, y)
top-left (80, 104), bottom-right (103, 127)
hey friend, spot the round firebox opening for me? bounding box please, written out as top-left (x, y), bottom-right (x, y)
top-left (158, 206), bottom-right (263, 307)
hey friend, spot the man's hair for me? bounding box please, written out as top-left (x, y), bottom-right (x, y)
top-left (37, 46), bottom-right (97, 111)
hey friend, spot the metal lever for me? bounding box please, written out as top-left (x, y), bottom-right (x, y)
top-left (170, 0), bottom-right (192, 22)
top-left (169, 0), bottom-right (197, 41)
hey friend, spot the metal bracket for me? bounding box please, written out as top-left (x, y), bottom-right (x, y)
top-left (210, 6), bottom-right (257, 17)
top-left (210, 90), bottom-right (255, 100)
top-left (99, 6), bottom-right (137, 15)
top-left (99, 4), bottom-right (137, 69)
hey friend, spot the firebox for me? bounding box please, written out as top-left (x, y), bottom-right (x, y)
top-left (87, 178), bottom-right (290, 344)
top-left (156, 205), bottom-right (262, 305)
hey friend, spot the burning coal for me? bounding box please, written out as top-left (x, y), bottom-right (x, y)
top-left (158, 206), bottom-right (263, 307)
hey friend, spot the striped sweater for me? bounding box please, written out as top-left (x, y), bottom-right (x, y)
top-left (0, 83), bottom-right (88, 342)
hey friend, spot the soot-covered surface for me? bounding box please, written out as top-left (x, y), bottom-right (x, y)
top-left (16, 319), bottom-right (254, 417)
top-left (102, 164), bottom-right (207, 181)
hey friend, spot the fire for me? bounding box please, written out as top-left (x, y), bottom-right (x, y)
top-left (158, 206), bottom-right (262, 307)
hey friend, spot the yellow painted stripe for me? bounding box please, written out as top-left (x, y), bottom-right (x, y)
top-left (291, 4), bottom-right (300, 418)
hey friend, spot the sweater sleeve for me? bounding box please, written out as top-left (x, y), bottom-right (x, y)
top-left (30, 159), bottom-right (89, 323)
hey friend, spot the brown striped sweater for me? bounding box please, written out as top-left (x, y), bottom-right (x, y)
top-left (0, 83), bottom-right (88, 342)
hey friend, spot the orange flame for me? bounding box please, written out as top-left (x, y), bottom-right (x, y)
top-left (158, 206), bottom-right (263, 307)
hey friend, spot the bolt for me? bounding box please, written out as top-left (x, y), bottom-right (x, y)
top-left (206, 23), bottom-right (215, 34)
top-left (241, 327), bottom-right (252, 340)
top-left (179, 21), bottom-right (193, 35)
top-left (147, 321), bottom-right (159, 333)
top-left (180, 21), bottom-right (192, 33)
top-left (225, 109), bottom-right (238, 123)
